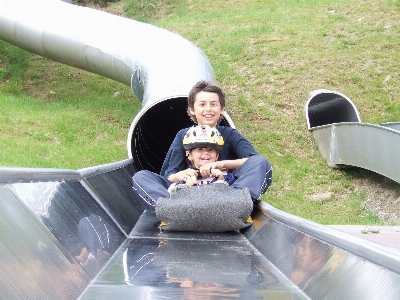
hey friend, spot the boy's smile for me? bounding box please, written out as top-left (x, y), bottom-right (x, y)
top-left (187, 147), bottom-right (219, 168)
top-left (189, 91), bottom-right (225, 126)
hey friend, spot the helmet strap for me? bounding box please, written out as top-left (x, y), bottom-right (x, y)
top-left (186, 160), bottom-right (201, 179)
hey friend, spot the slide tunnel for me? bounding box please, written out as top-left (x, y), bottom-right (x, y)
top-left (0, 0), bottom-right (233, 173)
top-left (305, 89), bottom-right (400, 184)
top-left (2, 1), bottom-right (400, 299)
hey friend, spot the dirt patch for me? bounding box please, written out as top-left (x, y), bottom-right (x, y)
top-left (354, 173), bottom-right (400, 224)
top-left (73, 1), bottom-right (127, 16)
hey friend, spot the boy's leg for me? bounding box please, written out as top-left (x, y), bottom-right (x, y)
top-left (132, 170), bottom-right (172, 211)
top-left (231, 155), bottom-right (272, 201)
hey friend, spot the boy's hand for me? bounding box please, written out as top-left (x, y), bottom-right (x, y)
top-left (185, 175), bottom-right (198, 186)
top-left (178, 168), bottom-right (198, 182)
top-left (168, 168), bottom-right (199, 184)
top-left (199, 162), bottom-right (222, 178)
top-left (210, 168), bottom-right (224, 180)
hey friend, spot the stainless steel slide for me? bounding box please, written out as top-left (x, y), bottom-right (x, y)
top-left (2, 1), bottom-right (400, 299)
top-left (305, 89), bottom-right (400, 184)
top-left (2, 162), bottom-right (400, 299)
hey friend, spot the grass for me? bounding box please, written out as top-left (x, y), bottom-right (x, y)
top-left (1, 0), bottom-right (399, 225)
top-left (0, 41), bottom-right (140, 169)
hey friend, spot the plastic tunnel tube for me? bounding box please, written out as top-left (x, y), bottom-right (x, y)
top-left (0, 0), bottom-right (234, 173)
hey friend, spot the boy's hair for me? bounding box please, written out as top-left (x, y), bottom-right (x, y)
top-left (187, 80), bottom-right (226, 124)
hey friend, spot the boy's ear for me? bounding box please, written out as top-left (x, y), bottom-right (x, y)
top-left (186, 150), bottom-right (191, 160)
top-left (188, 106), bottom-right (195, 115)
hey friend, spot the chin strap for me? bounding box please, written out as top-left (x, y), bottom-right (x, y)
top-left (186, 159), bottom-right (201, 178)
top-left (189, 166), bottom-right (202, 179)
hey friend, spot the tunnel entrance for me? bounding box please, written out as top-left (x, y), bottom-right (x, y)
top-left (306, 91), bottom-right (361, 130)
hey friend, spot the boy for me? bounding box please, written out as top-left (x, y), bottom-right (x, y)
top-left (168, 125), bottom-right (238, 194)
top-left (132, 80), bottom-right (272, 211)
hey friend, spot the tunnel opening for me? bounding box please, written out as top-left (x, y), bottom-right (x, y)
top-left (129, 97), bottom-right (232, 174)
top-left (306, 91), bottom-right (361, 129)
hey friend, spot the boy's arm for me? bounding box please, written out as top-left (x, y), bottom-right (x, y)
top-left (215, 158), bottom-right (248, 170)
top-left (168, 168), bottom-right (198, 183)
top-left (217, 126), bottom-right (258, 159)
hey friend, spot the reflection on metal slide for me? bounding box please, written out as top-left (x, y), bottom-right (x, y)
top-left (2, 1), bottom-right (400, 299)
top-left (306, 89), bottom-right (400, 184)
top-left (2, 162), bottom-right (400, 299)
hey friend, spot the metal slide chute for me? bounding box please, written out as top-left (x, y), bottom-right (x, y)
top-left (306, 89), bottom-right (400, 183)
top-left (2, 162), bottom-right (400, 298)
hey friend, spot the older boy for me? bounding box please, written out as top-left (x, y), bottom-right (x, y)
top-left (132, 80), bottom-right (272, 211)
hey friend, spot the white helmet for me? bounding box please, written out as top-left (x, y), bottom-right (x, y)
top-left (183, 125), bottom-right (224, 150)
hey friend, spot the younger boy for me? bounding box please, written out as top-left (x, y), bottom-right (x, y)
top-left (168, 125), bottom-right (238, 194)
top-left (132, 80), bottom-right (272, 211)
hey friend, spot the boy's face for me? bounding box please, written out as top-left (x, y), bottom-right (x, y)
top-left (186, 147), bottom-right (219, 168)
top-left (189, 91), bottom-right (225, 127)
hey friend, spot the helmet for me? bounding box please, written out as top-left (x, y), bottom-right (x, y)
top-left (183, 125), bottom-right (224, 150)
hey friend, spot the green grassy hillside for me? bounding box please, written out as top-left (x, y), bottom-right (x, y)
top-left (1, 0), bottom-right (399, 224)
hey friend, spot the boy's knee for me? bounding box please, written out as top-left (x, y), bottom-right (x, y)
top-left (247, 155), bottom-right (270, 170)
top-left (248, 155), bottom-right (272, 192)
top-left (132, 170), bottom-right (151, 184)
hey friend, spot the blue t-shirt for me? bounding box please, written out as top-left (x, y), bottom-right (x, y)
top-left (160, 126), bottom-right (258, 178)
